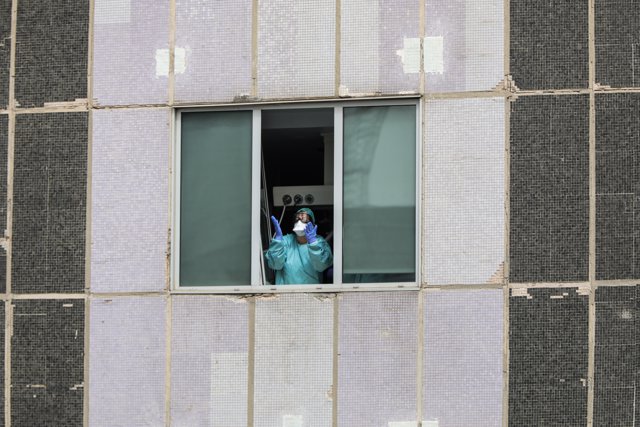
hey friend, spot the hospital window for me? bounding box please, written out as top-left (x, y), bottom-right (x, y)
top-left (173, 100), bottom-right (420, 291)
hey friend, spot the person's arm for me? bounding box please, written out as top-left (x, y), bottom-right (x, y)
top-left (266, 217), bottom-right (287, 270)
top-left (305, 223), bottom-right (333, 272)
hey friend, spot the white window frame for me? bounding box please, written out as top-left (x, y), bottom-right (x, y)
top-left (171, 97), bottom-right (422, 293)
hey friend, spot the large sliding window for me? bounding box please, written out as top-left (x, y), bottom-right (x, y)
top-left (173, 100), bottom-right (419, 291)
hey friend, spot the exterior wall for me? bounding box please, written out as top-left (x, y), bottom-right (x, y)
top-left (0, 0), bottom-right (637, 426)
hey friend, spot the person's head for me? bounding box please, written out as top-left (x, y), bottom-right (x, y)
top-left (295, 208), bottom-right (315, 224)
top-left (292, 208), bottom-right (315, 237)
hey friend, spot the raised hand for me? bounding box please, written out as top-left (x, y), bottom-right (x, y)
top-left (304, 222), bottom-right (318, 244)
top-left (270, 216), bottom-right (283, 240)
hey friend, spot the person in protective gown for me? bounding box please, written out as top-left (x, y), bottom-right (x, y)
top-left (266, 208), bottom-right (333, 284)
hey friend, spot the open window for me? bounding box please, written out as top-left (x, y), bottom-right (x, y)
top-left (173, 100), bottom-right (420, 291)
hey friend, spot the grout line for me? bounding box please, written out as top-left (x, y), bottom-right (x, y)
top-left (247, 297), bottom-right (256, 427)
top-left (166, 108), bottom-right (173, 292)
top-left (84, 27), bottom-right (95, 427)
top-left (419, 0), bottom-right (425, 95)
top-left (504, 97), bottom-right (511, 285)
top-left (83, 295), bottom-right (90, 427)
top-left (508, 282), bottom-right (591, 289)
top-left (502, 94), bottom-right (511, 427)
top-left (6, 1), bottom-right (17, 423)
top-left (502, 286), bottom-right (510, 427)
top-left (334, 0), bottom-right (341, 97)
top-left (586, 0), bottom-right (596, 418)
top-left (503, 0), bottom-right (509, 77)
top-left (87, 0), bottom-right (95, 107)
top-left (4, 301), bottom-right (11, 427)
top-left (164, 295), bottom-right (172, 427)
top-left (10, 293), bottom-right (87, 300)
top-left (587, 282), bottom-right (596, 426)
top-left (251, 0), bottom-right (258, 98)
top-left (168, 0), bottom-right (176, 106)
top-left (416, 289), bottom-right (424, 424)
top-left (331, 295), bottom-right (339, 427)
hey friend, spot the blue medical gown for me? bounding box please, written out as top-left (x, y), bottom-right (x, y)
top-left (265, 234), bottom-right (333, 284)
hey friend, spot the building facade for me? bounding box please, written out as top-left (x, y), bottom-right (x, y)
top-left (0, 0), bottom-right (638, 426)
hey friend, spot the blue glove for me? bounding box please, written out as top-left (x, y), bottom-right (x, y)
top-left (304, 222), bottom-right (318, 244)
top-left (270, 216), bottom-right (283, 240)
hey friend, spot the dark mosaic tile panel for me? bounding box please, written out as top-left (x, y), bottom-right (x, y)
top-left (12, 113), bottom-right (87, 293)
top-left (510, 95), bottom-right (589, 282)
top-left (0, 0), bottom-right (10, 108)
top-left (596, 94), bottom-right (640, 280)
top-left (0, 303), bottom-right (4, 427)
top-left (593, 285), bottom-right (639, 426)
top-left (14, 0), bottom-right (89, 107)
top-left (510, 0), bottom-right (588, 90)
top-left (11, 299), bottom-right (84, 426)
top-left (595, 0), bottom-right (640, 87)
top-left (509, 288), bottom-right (589, 426)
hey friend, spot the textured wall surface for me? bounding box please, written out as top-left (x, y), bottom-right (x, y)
top-left (11, 299), bottom-right (84, 426)
top-left (425, 0), bottom-right (504, 92)
top-left (423, 290), bottom-right (503, 426)
top-left (91, 108), bottom-right (169, 293)
top-left (338, 292), bottom-right (417, 426)
top-left (510, 0), bottom-right (588, 89)
top-left (509, 288), bottom-right (589, 426)
top-left (341, 0), bottom-right (420, 95)
top-left (175, 0), bottom-right (253, 103)
top-left (424, 98), bottom-right (504, 285)
top-left (593, 285), bottom-right (639, 426)
top-left (255, 294), bottom-right (333, 427)
top-left (510, 95), bottom-right (590, 283)
top-left (257, 0), bottom-right (335, 98)
top-left (595, 0), bottom-right (640, 87)
top-left (93, 0), bottom-right (169, 106)
top-left (171, 297), bottom-right (249, 427)
top-left (12, 113), bottom-right (87, 293)
top-left (0, 0), bottom-right (10, 108)
top-left (596, 93), bottom-right (640, 280)
top-left (14, 0), bottom-right (89, 107)
top-left (89, 297), bottom-right (166, 427)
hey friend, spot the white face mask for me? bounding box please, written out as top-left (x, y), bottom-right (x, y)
top-left (292, 220), bottom-right (307, 236)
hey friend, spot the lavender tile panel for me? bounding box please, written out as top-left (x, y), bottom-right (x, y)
top-left (340, 0), bottom-right (420, 95)
top-left (257, 0), bottom-right (335, 99)
top-left (13, 113), bottom-right (87, 293)
top-left (89, 297), bottom-right (166, 427)
top-left (14, 0), bottom-right (89, 107)
top-left (175, 0), bottom-right (252, 103)
top-left (425, 0), bottom-right (504, 92)
top-left (91, 109), bottom-right (169, 293)
top-left (0, 0), bottom-right (10, 108)
top-left (93, 0), bottom-right (169, 106)
top-left (12, 299), bottom-right (84, 426)
top-left (171, 296), bottom-right (249, 427)
top-left (338, 292), bottom-right (418, 426)
top-left (254, 294), bottom-right (333, 427)
top-left (423, 290), bottom-right (503, 426)
top-left (424, 98), bottom-right (504, 285)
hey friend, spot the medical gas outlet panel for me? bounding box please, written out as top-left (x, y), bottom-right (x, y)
top-left (273, 185), bottom-right (334, 207)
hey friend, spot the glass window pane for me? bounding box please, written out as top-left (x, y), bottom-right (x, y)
top-left (343, 105), bottom-right (416, 283)
top-left (180, 111), bottom-right (252, 286)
